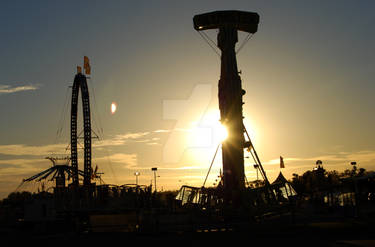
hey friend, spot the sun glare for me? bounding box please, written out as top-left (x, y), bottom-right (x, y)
top-left (111, 102), bottom-right (117, 114)
top-left (217, 123), bottom-right (228, 142)
top-left (188, 110), bottom-right (228, 149)
top-left (183, 108), bottom-right (259, 173)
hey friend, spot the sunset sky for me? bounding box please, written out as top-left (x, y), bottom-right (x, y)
top-left (1, 1), bottom-right (375, 199)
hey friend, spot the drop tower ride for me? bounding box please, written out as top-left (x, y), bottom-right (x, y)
top-left (193, 11), bottom-right (260, 203)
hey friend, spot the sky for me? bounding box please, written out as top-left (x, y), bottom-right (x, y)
top-left (0, 0), bottom-right (375, 199)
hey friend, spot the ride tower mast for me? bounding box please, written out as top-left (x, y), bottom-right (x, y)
top-left (193, 11), bottom-right (260, 204)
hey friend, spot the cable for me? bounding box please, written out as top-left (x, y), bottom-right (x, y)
top-left (54, 86), bottom-right (70, 145)
top-left (244, 126), bottom-right (276, 200)
top-left (197, 30), bottom-right (254, 58)
top-left (244, 171), bottom-right (249, 186)
top-left (103, 144), bottom-right (118, 185)
top-left (58, 87), bottom-right (71, 145)
top-left (202, 143), bottom-right (221, 188)
top-left (87, 77), bottom-right (99, 135)
top-left (244, 126), bottom-right (268, 183)
top-left (202, 31), bottom-right (218, 50)
top-left (236, 33), bottom-right (254, 54)
top-left (86, 72), bottom-right (118, 185)
top-left (87, 76), bottom-right (104, 136)
top-left (14, 181), bottom-right (24, 192)
top-left (197, 31), bottom-right (221, 58)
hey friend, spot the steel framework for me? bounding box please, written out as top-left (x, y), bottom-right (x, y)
top-left (71, 73), bottom-right (92, 187)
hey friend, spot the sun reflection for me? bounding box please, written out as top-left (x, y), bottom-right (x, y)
top-left (111, 102), bottom-right (117, 114)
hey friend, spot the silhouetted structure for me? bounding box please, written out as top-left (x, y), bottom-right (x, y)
top-left (194, 10), bottom-right (260, 204)
top-left (20, 157), bottom-right (80, 190)
top-left (70, 72), bottom-right (92, 187)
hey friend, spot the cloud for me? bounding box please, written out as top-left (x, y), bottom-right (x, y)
top-left (264, 157), bottom-right (302, 165)
top-left (115, 132), bottom-right (150, 140)
top-left (0, 131), bottom-right (155, 156)
top-left (153, 129), bottom-right (171, 133)
top-left (96, 153), bottom-right (138, 169)
top-left (95, 153), bottom-right (205, 171)
top-left (94, 131), bottom-right (152, 147)
top-left (263, 150), bottom-right (375, 169)
top-left (165, 165), bottom-right (204, 170)
top-left (0, 158), bottom-right (50, 179)
top-left (346, 150), bottom-right (375, 163)
top-left (146, 142), bottom-right (160, 146)
top-left (0, 143), bottom-right (67, 156)
top-left (0, 84), bottom-right (40, 94)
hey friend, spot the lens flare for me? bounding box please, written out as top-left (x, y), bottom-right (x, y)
top-left (111, 102), bottom-right (117, 114)
top-left (217, 123), bottom-right (228, 142)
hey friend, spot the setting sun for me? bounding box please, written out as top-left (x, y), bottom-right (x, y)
top-left (216, 122), bottom-right (228, 142)
top-left (187, 109), bottom-right (228, 149)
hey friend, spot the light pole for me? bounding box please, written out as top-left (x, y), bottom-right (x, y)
top-left (134, 171), bottom-right (140, 186)
top-left (253, 164), bottom-right (259, 181)
top-left (151, 167), bottom-right (157, 193)
top-left (316, 160), bottom-right (322, 167)
top-left (351, 161), bottom-right (357, 176)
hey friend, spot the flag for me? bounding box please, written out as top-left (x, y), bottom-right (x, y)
top-left (280, 156), bottom-right (285, 168)
top-left (84, 56), bottom-right (91, 75)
